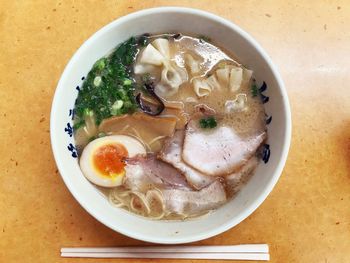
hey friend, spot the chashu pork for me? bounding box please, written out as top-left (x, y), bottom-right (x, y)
top-left (124, 155), bottom-right (190, 193)
top-left (182, 117), bottom-right (266, 176)
top-left (162, 180), bottom-right (226, 215)
top-left (158, 130), bottom-right (215, 189)
top-left (226, 156), bottom-right (259, 195)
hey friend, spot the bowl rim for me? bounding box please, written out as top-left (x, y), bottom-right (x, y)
top-left (50, 6), bottom-right (292, 244)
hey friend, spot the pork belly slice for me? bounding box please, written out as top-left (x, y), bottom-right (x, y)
top-left (124, 155), bottom-right (190, 193)
top-left (162, 180), bottom-right (226, 215)
top-left (182, 119), bottom-right (266, 176)
top-left (226, 156), bottom-right (259, 194)
top-left (158, 130), bottom-right (215, 190)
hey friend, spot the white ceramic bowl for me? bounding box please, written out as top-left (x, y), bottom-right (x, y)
top-left (50, 7), bottom-right (291, 244)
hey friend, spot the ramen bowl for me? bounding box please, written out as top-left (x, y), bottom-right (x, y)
top-left (50, 7), bottom-right (291, 244)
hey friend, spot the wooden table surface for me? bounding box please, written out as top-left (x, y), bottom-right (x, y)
top-left (1, 1), bottom-right (349, 262)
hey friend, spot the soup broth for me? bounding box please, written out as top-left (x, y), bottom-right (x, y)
top-left (73, 33), bottom-right (268, 220)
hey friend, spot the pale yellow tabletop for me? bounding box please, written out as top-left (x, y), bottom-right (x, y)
top-left (0, 1), bottom-right (349, 262)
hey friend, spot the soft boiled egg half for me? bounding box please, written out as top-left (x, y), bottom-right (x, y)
top-left (80, 135), bottom-right (146, 187)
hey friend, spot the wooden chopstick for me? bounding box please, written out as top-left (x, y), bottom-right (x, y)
top-left (61, 244), bottom-right (268, 254)
top-left (61, 244), bottom-right (270, 261)
top-left (61, 252), bottom-right (269, 260)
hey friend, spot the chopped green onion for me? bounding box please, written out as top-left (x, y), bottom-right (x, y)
top-left (73, 36), bottom-right (147, 126)
top-left (112, 100), bottom-right (124, 110)
top-left (83, 108), bottom-right (93, 117)
top-left (251, 84), bottom-right (259, 97)
top-left (93, 76), bottom-right (102, 87)
top-left (123, 79), bottom-right (132, 86)
top-left (110, 100), bottom-right (124, 115)
top-left (94, 58), bottom-right (106, 70)
top-left (199, 116), bottom-right (217, 129)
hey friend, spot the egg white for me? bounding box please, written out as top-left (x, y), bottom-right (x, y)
top-left (79, 135), bottom-right (146, 187)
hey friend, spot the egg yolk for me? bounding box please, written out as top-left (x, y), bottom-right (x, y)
top-left (93, 144), bottom-right (128, 178)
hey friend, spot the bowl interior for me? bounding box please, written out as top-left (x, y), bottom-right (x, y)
top-left (51, 7), bottom-right (291, 244)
